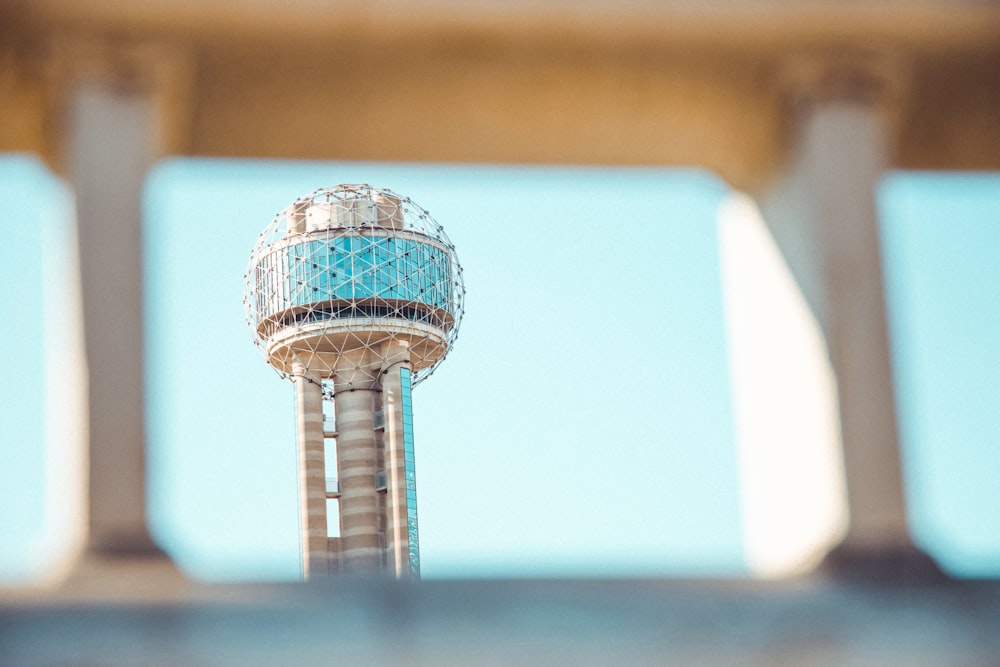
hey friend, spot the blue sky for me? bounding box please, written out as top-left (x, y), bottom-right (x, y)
top-left (142, 161), bottom-right (741, 580)
top-left (880, 172), bottom-right (1000, 573)
top-left (1, 155), bottom-right (997, 581)
top-left (0, 157), bottom-right (51, 578)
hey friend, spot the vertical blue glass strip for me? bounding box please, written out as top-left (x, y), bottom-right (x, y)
top-left (400, 367), bottom-right (420, 577)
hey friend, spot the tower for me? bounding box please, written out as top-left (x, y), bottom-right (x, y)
top-left (243, 185), bottom-right (464, 579)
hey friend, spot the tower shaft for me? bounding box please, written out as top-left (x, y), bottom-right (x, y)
top-left (247, 185), bottom-right (461, 581)
top-left (293, 365), bottom-right (328, 578)
top-left (331, 353), bottom-right (382, 573)
top-left (381, 342), bottom-right (418, 579)
top-left (292, 343), bottom-right (420, 578)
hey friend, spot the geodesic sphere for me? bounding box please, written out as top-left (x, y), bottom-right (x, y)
top-left (243, 184), bottom-right (464, 386)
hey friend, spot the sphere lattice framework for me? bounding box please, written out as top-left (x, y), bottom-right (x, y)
top-left (244, 184), bottom-right (464, 388)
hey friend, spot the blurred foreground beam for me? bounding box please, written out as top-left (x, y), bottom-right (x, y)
top-left (3, 4), bottom-right (999, 189)
top-left (3, 579), bottom-right (1000, 665)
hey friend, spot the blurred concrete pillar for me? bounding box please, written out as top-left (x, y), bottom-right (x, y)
top-left (68, 78), bottom-right (158, 559)
top-left (51, 37), bottom-right (193, 592)
top-left (759, 56), bottom-right (942, 579)
top-left (719, 193), bottom-right (848, 578)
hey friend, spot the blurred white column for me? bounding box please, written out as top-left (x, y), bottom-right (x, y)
top-left (719, 193), bottom-right (847, 577)
top-left (68, 81), bottom-right (158, 561)
top-left (758, 58), bottom-right (940, 577)
top-left (54, 39), bottom-right (193, 593)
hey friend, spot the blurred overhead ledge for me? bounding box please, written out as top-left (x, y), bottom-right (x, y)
top-left (0, 1), bottom-right (997, 189)
top-left (10, 0), bottom-right (1000, 48)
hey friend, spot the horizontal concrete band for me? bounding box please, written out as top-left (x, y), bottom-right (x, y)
top-left (335, 414), bottom-right (376, 424)
top-left (303, 501), bottom-right (327, 514)
top-left (340, 532), bottom-right (380, 544)
top-left (339, 491), bottom-right (378, 502)
top-left (385, 526), bottom-right (410, 541)
top-left (339, 454), bottom-right (378, 464)
top-left (335, 454), bottom-right (377, 468)
top-left (340, 512), bottom-right (381, 528)
top-left (384, 496), bottom-right (408, 510)
top-left (338, 484), bottom-right (378, 496)
top-left (339, 506), bottom-right (379, 519)
top-left (338, 470), bottom-right (378, 482)
top-left (340, 509), bottom-right (381, 524)
top-left (385, 498), bottom-right (409, 512)
top-left (337, 440), bottom-right (377, 452)
top-left (336, 402), bottom-right (376, 412)
top-left (338, 497), bottom-right (378, 509)
top-left (303, 528), bottom-right (329, 538)
top-left (303, 492), bottom-right (328, 509)
top-left (335, 410), bottom-right (376, 422)
top-left (338, 461), bottom-right (378, 474)
top-left (339, 486), bottom-right (379, 498)
top-left (338, 495), bottom-right (377, 507)
top-left (340, 544), bottom-right (380, 555)
top-left (385, 510), bottom-right (410, 525)
top-left (340, 548), bottom-right (381, 560)
top-left (340, 514), bottom-right (380, 529)
top-left (335, 425), bottom-right (376, 436)
top-left (385, 497), bottom-right (410, 510)
top-left (338, 483), bottom-right (378, 504)
top-left (336, 439), bottom-right (378, 451)
top-left (338, 484), bottom-right (378, 495)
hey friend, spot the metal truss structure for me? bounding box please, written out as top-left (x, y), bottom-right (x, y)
top-left (244, 184), bottom-right (465, 390)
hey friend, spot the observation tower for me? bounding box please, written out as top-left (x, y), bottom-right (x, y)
top-left (244, 185), bottom-right (464, 579)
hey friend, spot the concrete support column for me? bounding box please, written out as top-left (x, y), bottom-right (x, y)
top-left (294, 364), bottom-right (328, 579)
top-left (49, 38), bottom-right (193, 593)
top-left (333, 354), bottom-right (381, 573)
top-left (381, 341), bottom-right (413, 579)
top-left (68, 77), bottom-right (158, 561)
top-left (760, 58), bottom-right (941, 578)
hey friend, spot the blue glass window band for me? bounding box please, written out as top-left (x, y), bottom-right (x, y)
top-left (254, 235), bottom-right (453, 324)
